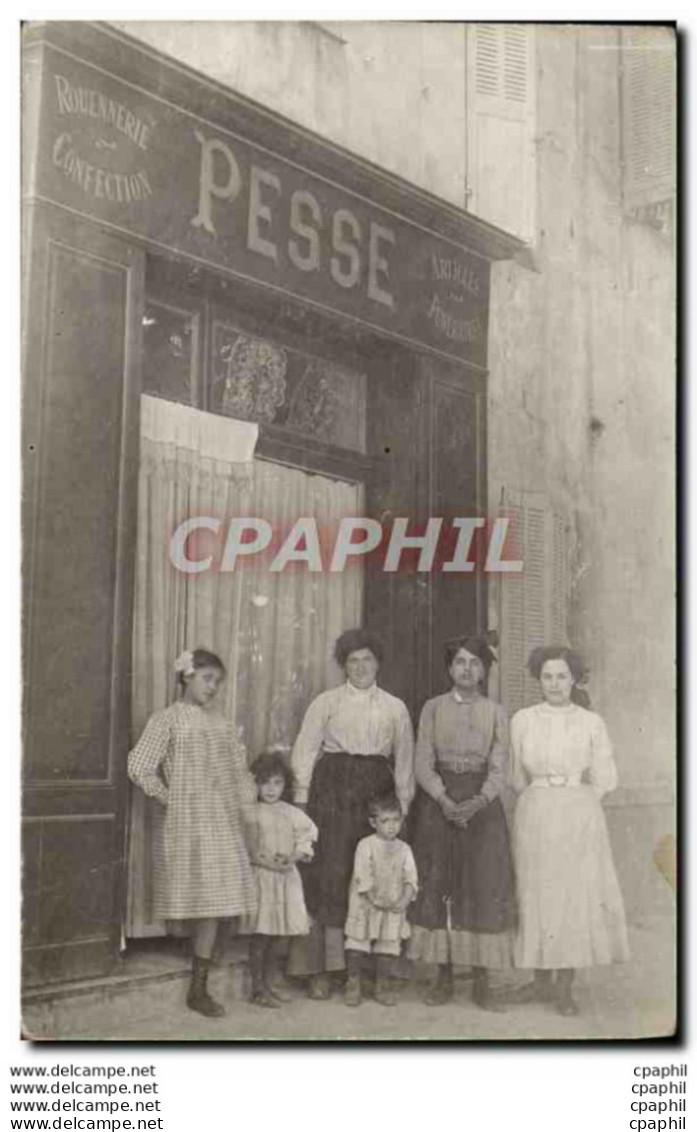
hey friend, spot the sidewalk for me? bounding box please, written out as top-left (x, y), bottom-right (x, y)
top-left (23, 918), bottom-right (676, 1042)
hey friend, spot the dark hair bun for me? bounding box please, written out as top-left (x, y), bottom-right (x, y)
top-left (527, 645), bottom-right (585, 683)
top-left (334, 628), bottom-right (384, 668)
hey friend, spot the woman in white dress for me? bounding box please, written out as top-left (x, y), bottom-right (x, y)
top-left (510, 646), bottom-right (629, 1016)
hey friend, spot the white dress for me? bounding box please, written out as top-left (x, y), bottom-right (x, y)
top-left (245, 801), bottom-right (318, 936)
top-left (510, 703), bottom-right (629, 969)
top-left (345, 834), bottom-right (418, 956)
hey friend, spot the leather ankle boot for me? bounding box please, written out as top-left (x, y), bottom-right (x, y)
top-left (249, 937), bottom-right (280, 1009)
top-left (508, 969), bottom-right (554, 1005)
top-left (555, 970), bottom-right (579, 1016)
top-left (424, 963), bottom-right (453, 1006)
top-left (308, 973), bottom-right (331, 1000)
top-left (374, 956), bottom-right (397, 1007)
top-left (265, 941), bottom-right (293, 1003)
top-left (472, 967), bottom-right (507, 1013)
top-left (186, 955), bottom-right (225, 1018)
top-left (344, 951), bottom-right (362, 1007)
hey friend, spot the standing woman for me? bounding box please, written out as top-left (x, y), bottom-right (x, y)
top-left (408, 638), bottom-right (516, 1010)
top-left (289, 629), bottom-right (415, 999)
top-left (510, 646), bottom-right (629, 1016)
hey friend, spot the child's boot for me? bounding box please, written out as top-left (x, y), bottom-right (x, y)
top-left (265, 940), bottom-right (293, 1003)
top-left (308, 973), bottom-right (331, 1000)
top-left (186, 955), bottom-right (225, 1018)
top-left (344, 950), bottom-right (362, 1007)
top-left (249, 937), bottom-right (280, 1009)
top-left (374, 956), bottom-right (397, 1007)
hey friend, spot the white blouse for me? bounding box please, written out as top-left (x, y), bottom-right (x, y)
top-left (509, 702), bottom-right (618, 798)
top-left (291, 682), bottom-right (415, 813)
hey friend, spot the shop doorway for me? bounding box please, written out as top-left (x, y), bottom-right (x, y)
top-left (124, 259), bottom-right (369, 941)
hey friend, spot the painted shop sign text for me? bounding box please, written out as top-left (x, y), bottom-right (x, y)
top-left (31, 48), bottom-right (490, 366)
top-left (50, 73), bottom-right (154, 203)
top-left (191, 129), bottom-right (395, 310)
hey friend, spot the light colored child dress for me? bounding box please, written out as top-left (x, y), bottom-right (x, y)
top-left (245, 801), bottom-right (318, 936)
top-left (345, 834), bottom-right (418, 956)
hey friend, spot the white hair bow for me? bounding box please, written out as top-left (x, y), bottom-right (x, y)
top-left (174, 650), bottom-right (195, 676)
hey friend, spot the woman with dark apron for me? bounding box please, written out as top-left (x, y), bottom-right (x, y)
top-left (408, 637), bottom-right (516, 1009)
top-left (289, 629), bottom-right (415, 999)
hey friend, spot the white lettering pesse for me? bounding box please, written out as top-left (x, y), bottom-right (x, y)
top-left (247, 165), bottom-right (281, 262)
top-left (191, 129), bottom-right (242, 235)
top-left (330, 209), bottom-right (361, 289)
top-left (188, 131), bottom-right (403, 311)
top-left (288, 189), bottom-right (322, 272)
top-left (368, 222), bottom-right (395, 308)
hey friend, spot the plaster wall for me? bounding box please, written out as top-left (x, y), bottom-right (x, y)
top-left (110, 21), bottom-right (468, 208)
top-left (487, 26), bottom-right (674, 801)
top-left (486, 25), bottom-right (675, 920)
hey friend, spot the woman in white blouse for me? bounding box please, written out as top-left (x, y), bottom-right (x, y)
top-left (510, 646), bottom-right (629, 1016)
top-left (288, 628), bottom-right (415, 999)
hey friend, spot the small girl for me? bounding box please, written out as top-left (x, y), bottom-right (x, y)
top-left (245, 754), bottom-right (318, 1008)
top-left (344, 793), bottom-right (418, 1007)
top-left (128, 648), bottom-right (257, 1019)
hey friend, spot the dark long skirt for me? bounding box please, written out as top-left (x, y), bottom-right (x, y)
top-left (409, 770), bottom-right (516, 934)
top-left (302, 751), bottom-right (395, 928)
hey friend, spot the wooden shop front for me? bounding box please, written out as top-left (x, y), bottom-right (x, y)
top-left (21, 21), bottom-right (521, 988)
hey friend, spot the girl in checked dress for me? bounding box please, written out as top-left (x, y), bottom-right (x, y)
top-left (128, 648), bottom-right (257, 1018)
top-left (244, 754), bottom-right (318, 1008)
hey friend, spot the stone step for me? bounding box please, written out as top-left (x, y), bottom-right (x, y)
top-left (21, 940), bottom-right (478, 1039)
top-left (22, 943), bottom-right (251, 1040)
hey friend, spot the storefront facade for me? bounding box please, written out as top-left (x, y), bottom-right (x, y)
top-left (22, 21), bottom-right (521, 988)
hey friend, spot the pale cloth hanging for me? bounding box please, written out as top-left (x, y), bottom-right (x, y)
top-left (126, 395), bottom-right (363, 937)
top-left (139, 393), bottom-right (259, 461)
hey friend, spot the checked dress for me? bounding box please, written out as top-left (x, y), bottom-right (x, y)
top-left (128, 702), bottom-right (257, 920)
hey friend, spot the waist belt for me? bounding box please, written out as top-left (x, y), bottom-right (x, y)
top-left (439, 756), bottom-right (486, 775)
top-left (531, 774), bottom-right (581, 789)
top-left (320, 748), bottom-right (384, 757)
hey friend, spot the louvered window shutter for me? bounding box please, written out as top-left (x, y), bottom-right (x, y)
top-left (499, 492), bottom-right (569, 716)
top-left (621, 27), bottom-right (676, 215)
top-left (466, 24), bottom-right (536, 242)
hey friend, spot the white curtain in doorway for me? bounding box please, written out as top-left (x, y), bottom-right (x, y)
top-left (126, 396), bottom-right (363, 937)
